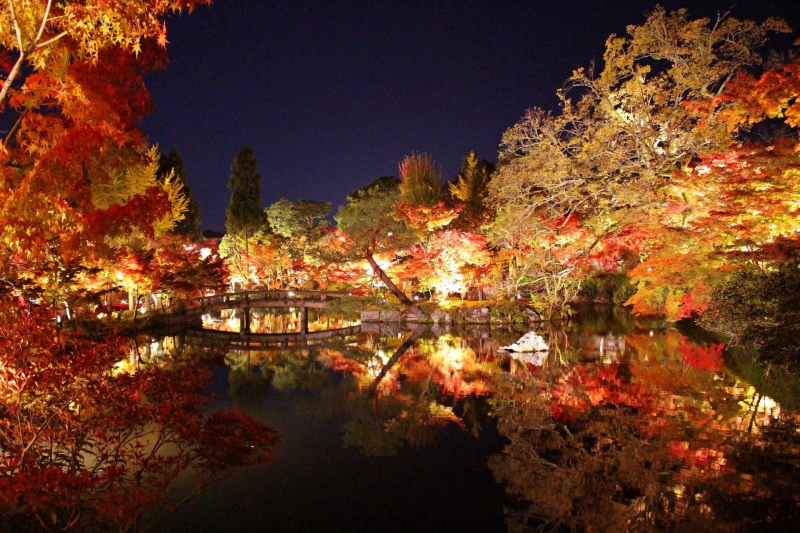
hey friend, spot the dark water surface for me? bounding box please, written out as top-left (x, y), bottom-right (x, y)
top-left (5, 307), bottom-right (798, 532)
top-left (153, 307), bottom-right (800, 532)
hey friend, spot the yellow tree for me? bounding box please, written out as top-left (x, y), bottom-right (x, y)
top-left (0, 1), bottom-right (207, 305)
top-left (488, 7), bottom-right (789, 312)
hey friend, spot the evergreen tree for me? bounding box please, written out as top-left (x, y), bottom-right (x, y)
top-left (450, 150), bottom-right (494, 220)
top-left (265, 199), bottom-right (301, 238)
top-left (157, 150), bottom-right (203, 242)
top-left (335, 177), bottom-right (423, 315)
top-left (295, 199), bottom-right (331, 229)
top-left (225, 146), bottom-right (265, 255)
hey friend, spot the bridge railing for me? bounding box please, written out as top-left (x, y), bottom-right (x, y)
top-left (167, 289), bottom-right (348, 313)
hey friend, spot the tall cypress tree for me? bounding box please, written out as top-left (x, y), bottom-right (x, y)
top-left (225, 146), bottom-right (265, 255)
top-left (157, 149), bottom-right (203, 242)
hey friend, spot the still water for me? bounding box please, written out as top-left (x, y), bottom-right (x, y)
top-left (5, 307), bottom-right (799, 532)
top-left (157, 307), bottom-right (800, 533)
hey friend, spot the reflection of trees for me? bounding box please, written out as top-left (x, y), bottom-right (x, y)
top-left (0, 304), bottom-right (277, 533)
top-left (489, 330), bottom-right (800, 532)
top-left (233, 327), bottom-right (499, 456)
top-left (336, 329), bottom-right (503, 456)
top-left (226, 348), bottom-right (336, 406)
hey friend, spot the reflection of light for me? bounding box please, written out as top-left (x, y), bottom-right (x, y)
top-left (288, 291), bottom-right (294, 297)
top-left (387, 231), bottom-right (393, 236)
top-left (760, 396), bottom-right (778, 411)
top-left (365, 349), bottom-right (391, 377)
top-left (97, 313), bottom-right (105, 319)
top-left (414, 295), bottom-right (419, 301)
top-left (431, 344), bottom-right (467, 371)
top-left (649, 330), bottom-right (654, 337)
top-left (200, 247), bottom-right (212, 259)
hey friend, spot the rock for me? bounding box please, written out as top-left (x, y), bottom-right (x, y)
top-left (499, 331), bottom-right (549, 353)
top-left (430, 309), bottom-right (450, 324)
top-left (464, 307), bottom-right (490, 323)
top-left (379, 309), bottom-right (404, 322)
top-left (361, 310), bottom-right (380, 322)
top-left (405, 311), bottom-right (429, 322)
top-left (509, 351), bottom-right (547, 366)
top-left (524, 308), bottom-right (541, 324)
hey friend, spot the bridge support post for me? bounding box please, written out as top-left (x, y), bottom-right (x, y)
top-left (239, 307), bottom-right (251, 335)
top-left (300, 307), bottom-right (308, 334)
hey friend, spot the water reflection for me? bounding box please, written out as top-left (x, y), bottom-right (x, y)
top-left (0, 308), bottom-right (277, 533)
top-left (217, 326), bottom-right (499, 456)
top-left (200, 311), bottom-right (800, 531)
top-left (491, 323), bottom-right (800, 532)
top-left (200, 308), bottom-right (359, 334)
top-left (80, 308), bottom-right (800, 532)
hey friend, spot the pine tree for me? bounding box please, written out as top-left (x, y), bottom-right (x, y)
top-left (225, 147), bottom-right (265, 256)
top-left (157, 150), bottom-right (203, 242)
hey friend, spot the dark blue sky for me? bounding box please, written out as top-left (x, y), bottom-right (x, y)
top-left (140, 0), bottom-right (800, 232)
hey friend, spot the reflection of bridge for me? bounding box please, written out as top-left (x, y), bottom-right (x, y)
top-left (160, 290), bottom-right (349, 334)
top-left (182, 325), bottom-right (362, 350)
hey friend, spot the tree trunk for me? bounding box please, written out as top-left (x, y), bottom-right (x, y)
top-left (369, 326), bottom-right (425, 396)
top-left (365, 253), bottom-right (424, 316)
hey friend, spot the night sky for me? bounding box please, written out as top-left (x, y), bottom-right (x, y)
top-left (140, 0), bottom-right (800, 232)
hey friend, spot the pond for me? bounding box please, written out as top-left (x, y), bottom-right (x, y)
top-left (6, 307), bottom-right (800, 532)
top-left (156, 307), bottom-right (800, 532)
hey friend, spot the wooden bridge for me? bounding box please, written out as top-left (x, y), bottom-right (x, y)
top-left (155, 289), bottom-right (350, 333)
top-left (170, 289), bottom-right (347, 314)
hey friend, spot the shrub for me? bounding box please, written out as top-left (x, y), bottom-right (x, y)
top-left (579, 272), bottom-right (636, 305)
top-left (701, 262), bottom-right (800, 367)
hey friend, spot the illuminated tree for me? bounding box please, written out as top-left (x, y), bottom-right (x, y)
top-left (265, 199), bottom-right (302, 238)
top-left (398, 152), bottom-right (443, 207)
top-left (488, 7), bottom-right (791, 316)
top-left (225, 146), bottom-right (265, 256)
top-left (334, 177), bottom-right (423, 313)
top-left (624, 138), bottom-right (800, 319)
top-left (0, 301), bottom-right (276, 532)
top-left (449, 150), bottom-right (494, 221)
top-left (0, 1), bottom-right (210, 111)
top-left (295, 199), bottom-right (331, 230)
top-left (0, 2), bottom-right (209, 310)
top-left (158, 149), bottom-right (203, 242)
top-left (397, 229), bottom-right (491, 300)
